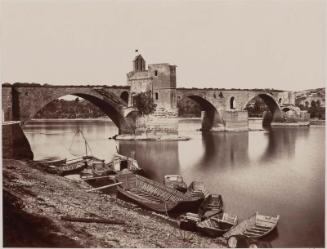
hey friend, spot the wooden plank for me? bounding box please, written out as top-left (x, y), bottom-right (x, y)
top-left (246, 228), bottom-right (265, 234)
top-left (83, 175), bottom-right (116, 181)
top-left (250, 227), bottom-right (270, 232)
top-left (86, 182), bottom-right (123, 192)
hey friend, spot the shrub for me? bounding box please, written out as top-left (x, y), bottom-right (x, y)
top-left (133, 91), bottom-right (156, 115)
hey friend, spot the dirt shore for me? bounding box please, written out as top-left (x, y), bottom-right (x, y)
top-left (3, 159), bottom-right (226, 248)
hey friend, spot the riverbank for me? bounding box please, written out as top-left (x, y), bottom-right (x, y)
top-left (3, 159), bottom-right (225, 248)
top-left (310, 119), bottom-right (325, 126)
top-left (114, 134), bottom-right (190, 141)
top-left (31, 117), bottom-right (111, 121)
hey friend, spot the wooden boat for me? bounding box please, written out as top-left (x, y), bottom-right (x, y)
top-left (223, 212), bottom-right (280, 239)
top-left (179, 212), bottom-right (201, 231)
top-left (58, 156), bottom-right (101, 176)
top-left (92, 160), bottom-right (115, 177)
top-left (227, 234), bottom-right (272, 248)
top-left (187, 181), bottom-right (210, 199)
top-left (196, 212), bottom-right (238, 237)
top-left (80, 168), bottom-right (94, 180)
top-left (198, 194), bottom-right (224, 219)
top-left (35, 157), bottom-right (67, 166)
top-left (109, 153), bottom-right (142, 173)
top-left (45, 165), bottom-right (60, 174)
top-left (57, 157), bottom-right (88, 176)
top-left (115, 171), bottom-right (204, 214)
top-left (79, 153), bottom-right (141, 180)
top-left (164, 175), bottom-right (188, 193)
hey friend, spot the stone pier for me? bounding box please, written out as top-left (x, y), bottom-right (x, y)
top-left (2, 122), bottom-right (33, 160)
top-left (222, 111), bottom-right (249, 131)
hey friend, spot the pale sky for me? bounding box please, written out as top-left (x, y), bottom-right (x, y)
top-left (1, 0), bottom-right (326, 91)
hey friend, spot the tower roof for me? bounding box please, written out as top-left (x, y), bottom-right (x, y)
top-left (133, 54), bottom-right (144, 62)
top-left (133, 54), bottom-right (146, 72)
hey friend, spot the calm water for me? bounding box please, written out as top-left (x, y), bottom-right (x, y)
top-left (23, 119), bottom-right (325, 248)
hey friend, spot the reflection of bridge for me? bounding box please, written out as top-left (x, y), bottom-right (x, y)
top-left (2, 84), bottom-right (295, 133)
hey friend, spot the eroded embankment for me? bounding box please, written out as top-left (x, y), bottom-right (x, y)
top-left (3, 159), bottom-right (225, 248)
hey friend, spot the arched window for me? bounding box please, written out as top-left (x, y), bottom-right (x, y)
top-left (230, 97), bottom-right (235, 109)
top-left (154, 70), bottom-right (158, 76)
top-left (278, 98), bottom-right (282, 104)
top-left (316, 100), bottom-right (321, 107)
top-left (305, 101), bottom-right (309, 108)
top-left (219, 92), bottom-right (223, 98)
top-left (155, 92), bottom-right (159, 100)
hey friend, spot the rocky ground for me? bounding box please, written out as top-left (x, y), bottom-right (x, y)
top-left (3, 159), bottom-right (226, 248)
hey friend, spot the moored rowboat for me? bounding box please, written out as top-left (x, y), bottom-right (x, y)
top-left (187, 181), bottom-right (210, 199)
top-left (196, 212), bottom-right (238, 237)
top-left (58, 158), bottom-right (88, 176)
top-left (110, 153), bottom-right (142, 173)
top-left (115, 171), bottom-right (204, 214)
top-left (164, 175), bottom-right (188, 193)
top-left (58, 156), bottom-right (103, 176)
top-left (35, 157), bottom-right (67, 166)
top-left (198, 194), bottom-right (224, 219)
top-left (223, 212), bottom-right (280, 239)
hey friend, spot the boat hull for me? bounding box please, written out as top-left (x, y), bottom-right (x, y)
top-left (116, 172), bottom-right (204, 215)
top-left (196, 212), bottom-right (237, 237)
top-left (59, 164), bottom-right (87, 176)
top-left (197, 226), bottom-right (231, 237)
top-left (116, 187), bottom-right (203, 214)
top-left (223, 212), bottom-right (279, 239)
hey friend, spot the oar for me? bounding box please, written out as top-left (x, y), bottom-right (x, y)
top-left (86, 182), bottom-right (123, 192)
top-left (83, 175), bottom-right (116, 181)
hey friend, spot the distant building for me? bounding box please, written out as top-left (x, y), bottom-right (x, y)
top-left (127, 54), bottom-right (177, 116)
top-left (295, 88), bottom-right (325, 108)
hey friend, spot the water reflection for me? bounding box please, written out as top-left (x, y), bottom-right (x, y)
top-left (198, 132), bottom-right (250, 169)
top-left (119, 141), bottom-right (181, 181)
top-left (260, 127), bottom-right (310, 163)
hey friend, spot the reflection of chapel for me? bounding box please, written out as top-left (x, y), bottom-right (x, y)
top-left (127, 54), bottom-right (177, 116)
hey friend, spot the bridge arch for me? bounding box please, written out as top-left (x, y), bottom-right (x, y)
top-left (243, 93), bottom-right (282, 125)
top-left (16, 87), bottom-right (135, 134)
top-left (180, 94), bottom-right (223, 131)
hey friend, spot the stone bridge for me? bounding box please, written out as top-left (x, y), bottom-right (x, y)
top-left (176, 88), bottom-right (295, 130)
top-left (2, 84), bottom-right (297, 133)
top-left (2, 83), bottom-right (302, 159)
top-left (2, 84), bottom-right (135, 134)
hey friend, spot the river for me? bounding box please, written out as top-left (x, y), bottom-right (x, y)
top-left (23, 118), bottom-right (325, 248)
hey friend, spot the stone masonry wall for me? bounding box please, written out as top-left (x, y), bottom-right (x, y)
top-left (2, 86), bottom-right (13, 121)
top-left (2, 122), bottom-right (33, 160)
top-left (223, 111), bottom-right (249, 131)
top-left (134, 115), bottom-right (178, 136)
